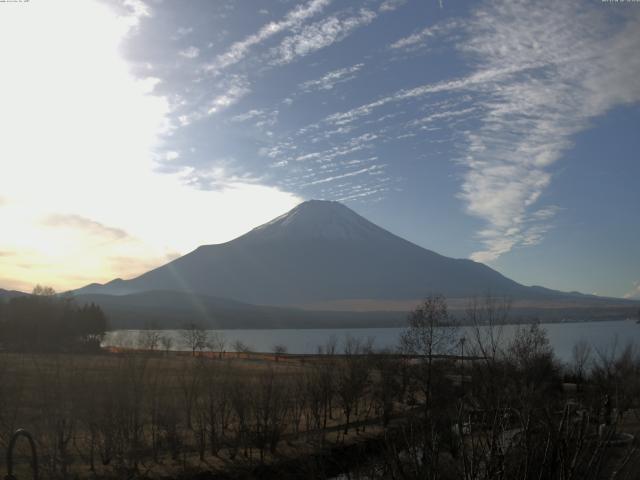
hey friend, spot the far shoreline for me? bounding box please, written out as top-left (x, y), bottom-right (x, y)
top-left (105, 316), bottom-right (639, 331)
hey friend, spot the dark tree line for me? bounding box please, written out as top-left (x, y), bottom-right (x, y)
top-left (0, 286), bottom-right (108, 352)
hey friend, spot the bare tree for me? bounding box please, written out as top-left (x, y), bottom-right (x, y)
top-left (398, 295), bottom-right (458, 478)
top-left (316, 334), bottom-right (338, 356)
top-left (304, 367), bottom-right (325, 438)
top-left (202, 361), bottom-right (232, 456)
top-left (157, 391), bottom-right (182, 461)
top-left (229, 377), bottom-right (250, 459)
top-left (232, 339), bottom-right (251, 358)
top-left (33, 355), bottom-right (81, 478)
top-left (32, 284), bottom-right (57, 296)
top-left (120, 354), bottom-right (149, 471)
top-left (273, 343), bottom-right (287, 361)
top-left (336, 336), bottom-right (371, 434)
top-left (571, 339), bottom-right (592, 385)
top-left (160, 334), bottom-right (174, 354)
top-left (181, 322), bottom-right (209, 356)
top-left (137, 324), bottom-right (161, 352)
top-left (288, 373), bottom-right (307, 437)
top-left (145, 364), bottom-right (165, 463)
top-left (465, 294), bottom-right (511, 362)
top-left (178, 357), bottom-right (203, 430)
top-left (209, 331), bottom-right (226, 358)
top-left (592, 339), bottom-right (640, 424)
top-left (372, 350), bottom-right (400, 427)
top-left (251, 368), bottom-right (290, 461)
top-left (401, 295), bottom-right (456, 403)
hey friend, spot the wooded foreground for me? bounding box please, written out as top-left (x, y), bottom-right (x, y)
top-left (1, 295), bottom-right (640, 479)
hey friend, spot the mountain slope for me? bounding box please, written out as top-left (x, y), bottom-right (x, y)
top-left (72, 200), bottom-right (581, 305)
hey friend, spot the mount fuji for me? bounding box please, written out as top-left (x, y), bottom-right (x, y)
top-left (74, 200), bottom-right (579, 306)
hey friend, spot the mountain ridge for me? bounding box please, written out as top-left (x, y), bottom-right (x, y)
top-left (73, 200), bottom-right (536, 303)
top-left (71, 199), bottom-right (607, 308)
top-left (0, 288), bottom-right (28, 299)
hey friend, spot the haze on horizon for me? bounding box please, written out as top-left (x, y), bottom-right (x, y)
top-left (1, 0), bottom-right (639, 299)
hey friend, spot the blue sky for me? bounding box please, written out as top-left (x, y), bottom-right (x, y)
top-left (1, 0), bottom-right (639, 299)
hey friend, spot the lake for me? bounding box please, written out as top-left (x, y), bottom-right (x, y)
top-left (104, 319), bottom-right (640, 363)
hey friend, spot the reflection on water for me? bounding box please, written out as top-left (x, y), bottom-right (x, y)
top-left (104, 320), bottom-right (640, 363)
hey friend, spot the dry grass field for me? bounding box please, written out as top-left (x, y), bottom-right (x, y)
top-left (0, 348), bottom-right (410, 479)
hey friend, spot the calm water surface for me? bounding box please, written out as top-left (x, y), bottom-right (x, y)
top-left (104, 319), bottom-right (640, 363)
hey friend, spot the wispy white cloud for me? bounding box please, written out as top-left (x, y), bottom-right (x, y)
top-left (207, 77), bottom-right (250, 115)
top-left (255, 110), bottom-right (279, 129)
top-left (294, 133), bottom-right (379, 165)
top-left (42, 214), bottom-right (131, 241)
top-left (231, 108), bottom-right (279, 129)
top-left (171, 26), bottom-right (193, 40)
top-left (178, 76), bottom-right (251, 125)
top-left (379, 0), bottom-right (407, 13)
top-left (181, 161), bottom-right (260, 190)
top-left (407, 106), bottom-right (476, 128)
top-left (231, 109), bottom-right (265, 122)
top-left (300, 63), bottom-right (364, 92)
top-left (530, 206), bottom-right (560, 221)
top-left (205, 0), bottom-right (331, 73)
top-left (263, 128), bottom-right (389, 198)
top-left (271, 9), bottom-right (376, 65)
top-left (301, 164), bottom-right (384, 186)
top-left (460, 0), bottom-right (640, 262)
top-left (335, 184), bottom-right (390, 202)
top-left (178, 46), bottom-right (200, 58)
top-left (324, 65), bottom-right (514, 126)
top-left (389, 20), bottom-right (458, 51)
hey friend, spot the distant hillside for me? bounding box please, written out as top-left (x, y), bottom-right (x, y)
top-left (75, 290), bottom-right (407, 329)
top-left (74, 200), bottom-right (597, 306)
top-left (74, 290), bottom-right (640, 330)
top-left (0, 288), bottom-right (27, 300)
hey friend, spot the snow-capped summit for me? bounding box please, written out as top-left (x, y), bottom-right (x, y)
top-left (248, 200), bottom-right (388, 242)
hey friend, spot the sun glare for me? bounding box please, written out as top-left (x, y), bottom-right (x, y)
top-left (0, 1), bottom-right (300, 291)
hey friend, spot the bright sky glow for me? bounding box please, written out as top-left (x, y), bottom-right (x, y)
top-left (0, 0), bottom-right (300, 291)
